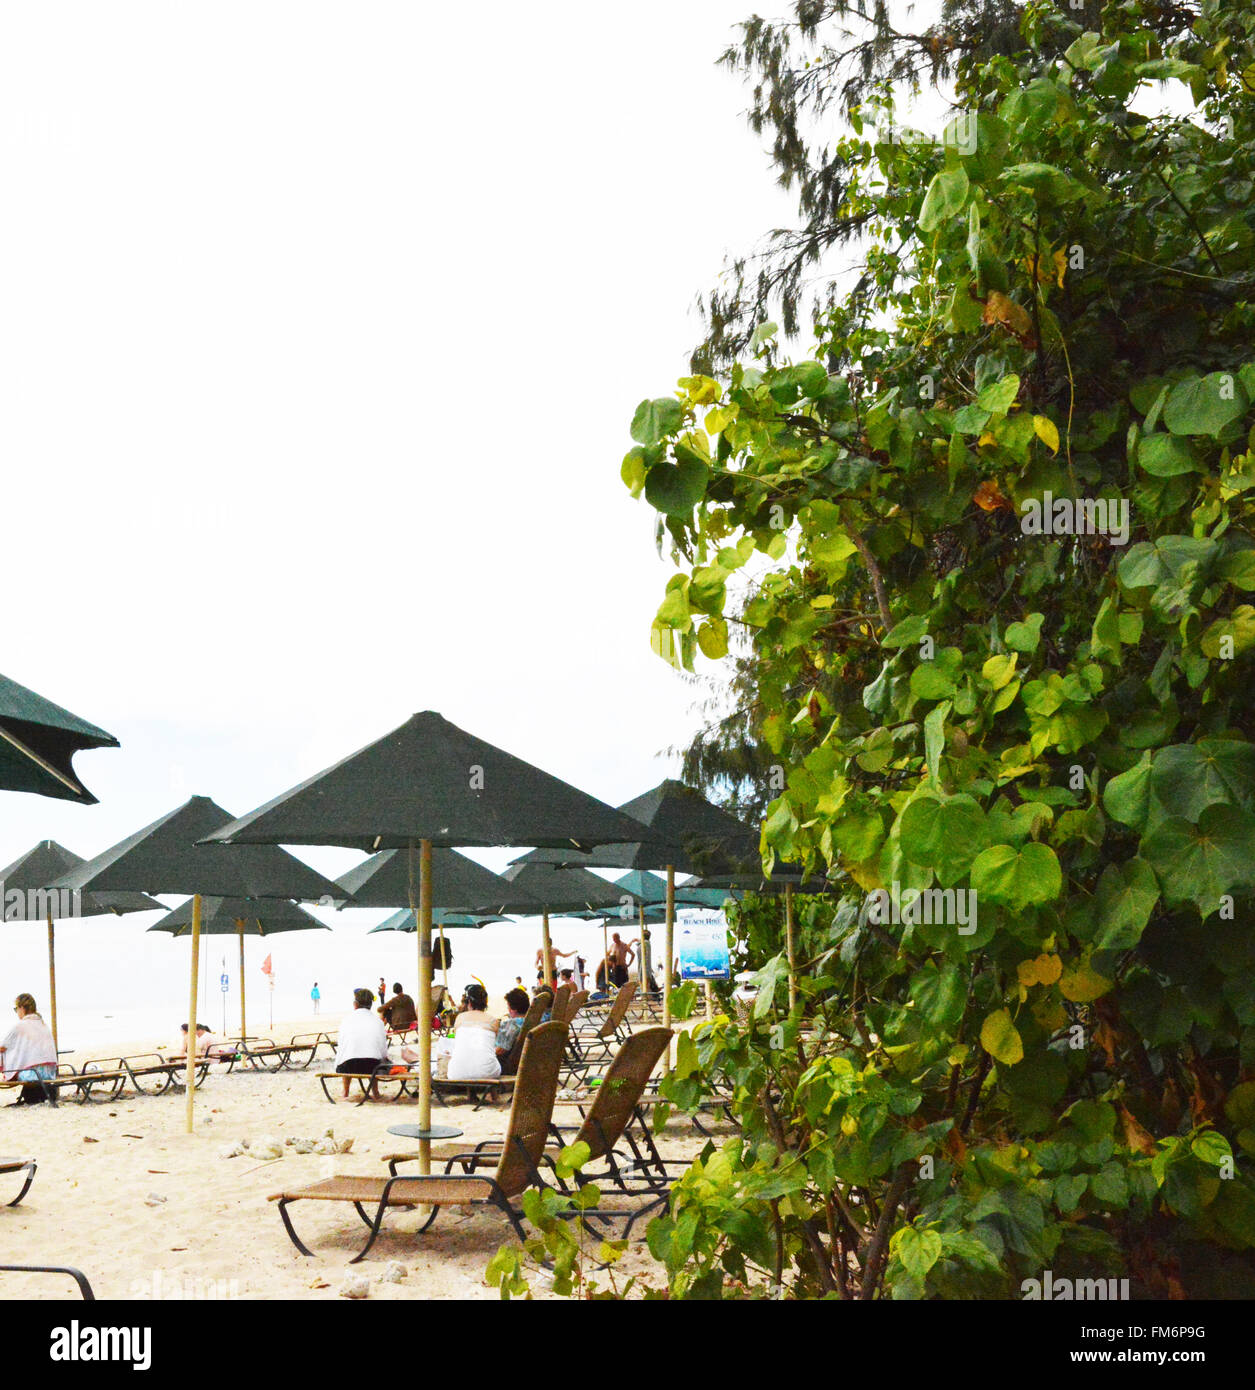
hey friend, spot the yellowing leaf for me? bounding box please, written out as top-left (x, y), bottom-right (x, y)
top-left (977, 431), bottom-right (998, 447)
top-left (980, 1008), bottom-right (1024, 1065)
top-left (1017, 953), bottom-right (1063, 987)
top-left (1059, 957), bottom-right (1113, 1003)
top-left (982, 652), bottom-right (1018, 690)
top-left (1052, 248), bottom-right (1067, 287)
top-left (1033, 415), bottom-right (1060, 454)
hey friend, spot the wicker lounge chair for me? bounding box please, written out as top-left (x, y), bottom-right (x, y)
top-left (568, 981), bottom-right (637, 1066)
top-left (272, 1022), bottom-right (569, 1262)
top-left (390, 1027), bottom-right (673, 1196)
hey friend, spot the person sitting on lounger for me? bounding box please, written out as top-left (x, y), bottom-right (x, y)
top-left (169, 1023), bottom-right (236, 1061)
top-left (494, 987), bottom-right (530, 1073)
top-left (404, 982), bottom-right (500, 1080)
top-left (0, 993), bottom-right (57, 1105)
top-left (380, 983), bottom-right (417, 1033)
top-left (334, 988), bottom-right (391, 1100)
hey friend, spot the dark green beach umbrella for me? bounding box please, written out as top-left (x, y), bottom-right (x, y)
top-left (0, 673), bottom-right (120, 804)
top-left (51, 795), bottom-right (345, 1131)
top-left (368, 908), bottom-right (505, 932)
top-left (148, 895), bottom-right (331, 1041)
top-left (335, 846), bottom-right (546, 995)
top-left (202, 710), bottom-right (654, 1166)
top-left (514, 780), bottom-right (759, 1050)
top-left (367, 907), bottom-right (503, 991)
top-left (0, 839), bottom-right (163, 1049)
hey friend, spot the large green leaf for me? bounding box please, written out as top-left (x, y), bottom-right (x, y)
top-left (1137, 433), bottom-right (1197, 477)
top-left (1094, 858), bottom-right (1159, 951)
top-left (1151, 740), bottom-right (1255, 820)
top-left (631, 397), bottom-right (684, 446)
top-left (1162, 373), bottom-right (1249, 438)
top-left (898, 794), bottom-right (988, 873)
top-left (970, 842), bottom-right (1062, 910)
top-left (918, 167), bottom-right (969, 232)
top-left (1141, 806), bottom-right (1255, 915)
top-left (644, 457), bottom-right (708, 516)
top-left (1118, 535), bottom-right (1217, 589)
top-left (1102, 753), bottom-right (1153, 830)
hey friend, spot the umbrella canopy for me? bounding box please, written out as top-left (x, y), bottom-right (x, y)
top-left (515, 779), bottom-right (758, 876)
top-left (0, 673), bottom-right (119, 804)
top-left (0, 841), bottom-right (163, 920)
top-left (202, 709), bottom-right (655, 1166)
top-left (368, 908), bottom-right (504, 933)
top-left (51, 796), bottom-right (345, 901)
top-left (148, 896), bottom-right (330, 1044)
top-left (334, 846), bottom-right (547, 915)
top-left (611, 868), bottom-right (732, 910)
top-left (147, 897), bottom-right (331, 936)
top-left (511, 780), bottom-right (757, 1059)
top-left (50, 795), bottom-right (345, 1128)
top-left (496, 861), bottom-right (623, 915)
top-left (0, 839), bottom-right (164, 1051)
top-left (201, 710), bottom-right (657, 853)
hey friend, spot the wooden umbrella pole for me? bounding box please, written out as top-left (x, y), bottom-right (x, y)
top-left (785, 882), bottom-right (797, 1013)
top-left (541, 911), bottom-right (553, 988)
top-left (237, 921), bottom-right (246, 1040)
top-left (45, 904), bottom-right (58, 1053)
top-left (184, 893), bottom-right (202, 1133)
top-left (664, 864), bottom-right (675, 1074)
top-left (704, 982), bottom-right (713, 1021)
top-left (416, 840), bottom-right (433, 1175)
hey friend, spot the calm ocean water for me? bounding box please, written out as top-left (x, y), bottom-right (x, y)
top-left (0, 908), bottom-right (632, 1051)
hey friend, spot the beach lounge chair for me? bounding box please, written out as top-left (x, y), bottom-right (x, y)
top-left (389, 1028), bottom-right (673, 1201)
top-left (317, 1069), bottom-right (421, 1105)
top-left (568, 981), bottom-right (637, 1066)
top-left (272, 1022), bottom-right (569, 1262)
top-left (549, 983), bottom-right (574, 1023)
top-left (0, 1264), bottom-right (94, 1298)
top-left (0, 1159), bottom-right (36, 1206)
top-left (124, 1054), bottom-right (213, 1096)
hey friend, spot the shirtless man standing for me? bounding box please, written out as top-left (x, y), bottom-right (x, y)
top-left (609, 932), bottom-right (634, 987)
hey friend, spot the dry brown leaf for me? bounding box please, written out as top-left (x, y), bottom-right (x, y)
top-left (981, 291), bottom-right (1037, 347)
top-left (1119, 1104), bottom-right (1156, 1156)
top-left (973, 479), bottom-right (1013, 512)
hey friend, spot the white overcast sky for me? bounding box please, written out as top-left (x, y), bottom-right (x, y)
top-left (0, 0), bottom-right (815, 872)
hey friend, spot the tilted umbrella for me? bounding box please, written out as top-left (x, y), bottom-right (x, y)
top-left (334, 846), bottom-right (547, 996)
top-left (202, 710), bottom-right (654, 1168)
top-left (514, 779), bottom-right (759, 1057)
top-left (366, 907), bottom-right (503, 997)
top-left (0, 673), bottom-right (120, 804)
top-left (51, 795), bottom-right (345, 1130)
top-left (0, 840), bottom-right (163, 1050)
top-left (368, 908), bottom-right (506, 932)
top-left (498, 861), bottom-right (625, 994)
top-left (148, 896), bottom-right (331, 1043)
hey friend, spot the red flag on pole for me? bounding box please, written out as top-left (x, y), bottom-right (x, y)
top-left (260, 954), bottom-right (273, 977)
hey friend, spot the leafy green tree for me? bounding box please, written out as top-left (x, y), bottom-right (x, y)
top-left (620, 0), bottom-right (1255, 1298)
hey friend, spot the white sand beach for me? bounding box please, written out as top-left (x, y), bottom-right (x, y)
top-left (0, 1012), bottom-right (708, 1301)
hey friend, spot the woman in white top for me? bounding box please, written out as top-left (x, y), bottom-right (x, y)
top-left (333, 988), bottom-right (391, 1099)
top-left (446, 983), bottom-right (501, 1080)
top-left (0, 993), bottom-right (57, 1105)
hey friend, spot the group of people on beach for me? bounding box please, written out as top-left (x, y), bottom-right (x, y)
top-left (330, 980), bottom-right (531, 1099)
